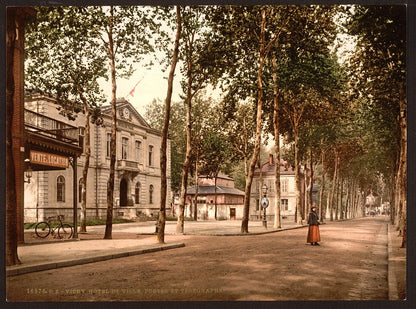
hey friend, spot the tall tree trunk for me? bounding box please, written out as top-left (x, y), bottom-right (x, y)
top-left (294, 122), bottom-right (302, 225)
top-left (398, 84), bottom-right (407, 247)
top-left (390, 161), bottom-right (398, 225)
top-left (303, 163), bottom-right (308, 221)
top-left (329, 148), bottom-right (338, 221)
top-left (319, 147), bottom-right (326, 222)
top-left (104, 7), bottom-right (117, 239)
top-left (241, 9), bottom-right (266, 233)
top-left (392, 155), bottom-right (399, 225)
top-left (6, 10), bottom-right (20, 265)
top-left (158, 6), bottom-right (181, 243)
top-left (272, 55), bottom-right (281, 229)
top-left (79, 94), bottom-right (91, 233)
top-left (214, 173), bottom-right (218, 220)
top-left (335, 174), bottom-right (340, 220)
top-left (258, 151), bottom-right (263, 220)
top-left (193, 155), bottom-right (199, 221)
top-left (354, 187), bottom-right (359, 218)
top-left (339, 177), bottom-right (344, 220)
top-left (309, 149), bottom-right (314, 209)
top-left (177, 53), bottom-right (194, 234)
top-left (344, 179), bottom-right (350, 220)
top-left (352, 181), bottom-right (358, 218)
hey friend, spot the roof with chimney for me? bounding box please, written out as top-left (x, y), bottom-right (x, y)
top-left (254, 154), bottom-right (296, 176)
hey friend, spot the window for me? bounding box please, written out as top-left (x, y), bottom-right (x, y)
top-left (122, 137), bottom-right (128, 160)
top-left (79, 178), bottom-right (82, 203)
top-left (281, 199), bottom-right (289, 211)
top-left (79, 127), bottom-right (85, 149)
top-left (256, 198), bottom-right (260, 211)
top-left (148, 145), bottom-right (153, 166)
top-left (135, 182), bottom-right (141, 204)
top-left (149, 184), bottom-right (154, 204)
top-left (281, 179), bottom-right (288, 193)
top-left (57, 176), bottom-right (65, 202)
top-left (135, 140), bottom-right (141, 161)
top-left (106, 133), bottom-right (111, 157)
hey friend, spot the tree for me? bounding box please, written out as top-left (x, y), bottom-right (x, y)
top-left (272, 56), bottom-right (282, 228)
top-left (241, 8), bottom-right (268, 233)
top-left (25, 7), bottom-right (106, 233)
top-left (176, 6), bottom-right (226, 233)
top-left (6, 7), bottom-right (32, 266)
top-left (273, 6), bottom-right (343, 224)
top-left (221, 100), bottom-right (256, 185)
top-left (157, 6), bottom-right (181, 244)
top-left (346, 5), bottom-right (406, 246)
top-left (145, 99), bottom-right (186, 194)
top-left (84, 6), bottom-right (157, 239)
top-left (210, 6), bottom-right (279, 233)
top-left (198, 103), bottom-right (234, 220)
top-left (189, 95), bottom-right (218, 220)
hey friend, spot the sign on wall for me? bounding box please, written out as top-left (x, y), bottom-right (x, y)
top-left (30, 150), bottom-right (69, 168)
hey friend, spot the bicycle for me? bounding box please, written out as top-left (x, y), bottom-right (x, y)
top-left (35, 215), bottom-right (73, 239)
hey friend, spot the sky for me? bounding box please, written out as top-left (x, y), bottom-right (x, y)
top-left (98, 58), bottom-right (223, 117)
top-left (99, 60), bottom-right (183, 116)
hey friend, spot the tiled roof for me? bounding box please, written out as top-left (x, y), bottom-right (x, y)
top-left (254, 157), bottom-right (295, 175)
top-left (186, 185), bottom-right (245, 196)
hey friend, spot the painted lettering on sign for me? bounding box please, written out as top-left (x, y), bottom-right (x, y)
top-left (30, 150), bottom-right (69, 168)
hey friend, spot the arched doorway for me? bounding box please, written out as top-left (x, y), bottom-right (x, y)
top-left (120, 178), bottom-right (128, 206)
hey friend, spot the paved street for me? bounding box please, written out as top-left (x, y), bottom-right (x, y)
top-left (6, 216), bottom-right (404, 301)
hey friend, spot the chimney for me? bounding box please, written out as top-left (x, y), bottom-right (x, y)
top-left (269, 153), bottom-right (273, 165)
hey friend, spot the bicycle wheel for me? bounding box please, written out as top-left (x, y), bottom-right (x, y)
top-left (58, 224), bottom-right (73, 239)
top-left (35, 222), bottom-right (50, 238)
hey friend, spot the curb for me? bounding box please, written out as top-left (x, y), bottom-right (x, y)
top-left (387, 223), bottom-right (399, 300)
top-left (6, 243), bottom-right (185, 277)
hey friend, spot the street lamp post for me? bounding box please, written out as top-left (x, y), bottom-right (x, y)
top-left (261, 183), bottom-right (269, 228)
top-left (24, 158), bottom-right (32, 184)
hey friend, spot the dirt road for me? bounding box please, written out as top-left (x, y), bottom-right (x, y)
top-left (6, 217), bottom-right (390, 301)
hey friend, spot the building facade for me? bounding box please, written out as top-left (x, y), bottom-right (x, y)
top-left (250, 154), bottom-right (305, 222)
top-left (183, 175), bottom-right (245, 220)
top-left (24, 95), bottom-right (171, 222)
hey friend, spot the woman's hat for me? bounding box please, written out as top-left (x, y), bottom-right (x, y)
top-left (311, 205), bottom-right (317, 210)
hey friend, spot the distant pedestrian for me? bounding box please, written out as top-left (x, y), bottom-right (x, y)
top-left (307, 205), bottom-right (321, 246)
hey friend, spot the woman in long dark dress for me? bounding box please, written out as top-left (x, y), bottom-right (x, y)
top-left (307, 205), bottom-right (321, 246)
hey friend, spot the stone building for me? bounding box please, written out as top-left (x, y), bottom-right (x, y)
top-left (250, 154), bottom-right (305, 222)
top-left (24, 95), bottom-right (171, 222)
top-left (183, 175), bottom-right (245, 220)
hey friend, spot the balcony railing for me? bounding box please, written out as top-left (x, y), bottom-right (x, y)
top-left (25, 109), bottom-right (80, 146)
top-left (117, 159), bottom-right (139, 169)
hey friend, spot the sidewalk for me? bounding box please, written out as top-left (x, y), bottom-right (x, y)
top-left (6, 237), bottom-right (185, 277)
top-left (387, 223), bottom-right (407, 300)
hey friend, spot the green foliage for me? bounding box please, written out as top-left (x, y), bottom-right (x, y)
top-left (344, 5), bottom-right (406, 188)
top-left (145, 99), bottom-right (186, 192)
top-left (25, 7), bottom-right (107, 118)
top-left (90, 6), bottom-right (159, 79)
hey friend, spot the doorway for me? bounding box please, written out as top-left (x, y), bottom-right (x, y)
top-left (120, 178), bottom-right (128, 206)
top-left (230, 208), bottom-right (236, 220)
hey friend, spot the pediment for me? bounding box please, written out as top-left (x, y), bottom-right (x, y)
top-left (101, 98), bottom-right (150, 128)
